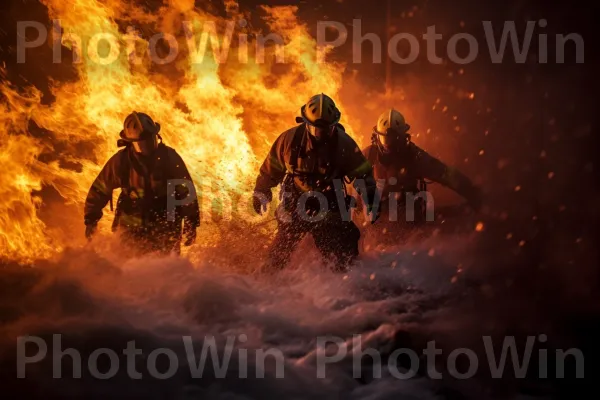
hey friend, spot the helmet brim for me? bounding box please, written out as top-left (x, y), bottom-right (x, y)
top-left (300, 105), bottom-right (341, 127)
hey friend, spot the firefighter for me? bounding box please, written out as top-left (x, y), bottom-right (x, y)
top-left (253, 94), bottom-right (379, 272)
top-left (84, 111), bottom-right (200, 254)
top-left (360, 108), bottom-right (481, 233)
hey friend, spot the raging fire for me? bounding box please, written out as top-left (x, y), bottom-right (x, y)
top-left (0, 0), bottom-right (346, 262)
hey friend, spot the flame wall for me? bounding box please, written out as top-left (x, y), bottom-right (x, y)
top-left (0, 0), bottom-right (354, 262)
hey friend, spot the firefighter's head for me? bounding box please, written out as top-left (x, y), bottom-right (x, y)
top-left (120, 111), bottom-right (161, 155)
top-left (373, 109), bottom-right (411, 153)
top-left (299, 93), bottom-right (341, 141)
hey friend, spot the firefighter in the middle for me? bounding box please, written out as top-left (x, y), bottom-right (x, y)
top-left (253, 94), bottom-right (379, 272)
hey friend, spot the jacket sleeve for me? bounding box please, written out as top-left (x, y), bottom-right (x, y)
top-left (414, 147), bottom-right (479, 202)
top-left (254, 133), bottom-right (287, 194)
top-left (84, 154), bottom-right (120, 226)
top-left (169, 150), bottom-right (200, 228)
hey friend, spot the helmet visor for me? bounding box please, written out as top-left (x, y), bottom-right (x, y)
top-left (304, 115), bottom-right (337, 140)
top-left (307, 123), bottom-right (336, 140)
top-left (131, 134), bottom-right (157, 155)
top-left (377, 129), bottom-right (408, 151)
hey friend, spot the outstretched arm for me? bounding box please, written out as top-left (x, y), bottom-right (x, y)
top-left (414, 147), bottom-right (481, 209)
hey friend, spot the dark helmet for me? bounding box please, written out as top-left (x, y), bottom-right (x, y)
top-left (298, 93), bottom-right (341, 141)
top-left (119, 111), bottom-right (161, 155)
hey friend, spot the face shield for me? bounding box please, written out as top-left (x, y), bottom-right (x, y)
top-left (121, 112), bottom-right (161, 156)
top-left (305, 120), bottom-right (337, 141)
top-left (375, 128), bottom-right (410, 153)
top-left (130, 132), bottom-right (158, 156)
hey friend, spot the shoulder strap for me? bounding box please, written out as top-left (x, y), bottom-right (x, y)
top-left (109, 149), bottom-right (130, 213)
top-left (288, 124), bottom-right (305, 171)
top-left (119, 149), bottom-right (130, 189)
top-left (326, 126), bottom-right (341, 178)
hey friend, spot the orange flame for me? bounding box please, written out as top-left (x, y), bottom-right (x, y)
top-left (0, 0), bottom-right (352, 262)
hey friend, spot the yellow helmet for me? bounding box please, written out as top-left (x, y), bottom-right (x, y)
top-left (375, 108), bottom-right (409, 135)
top-left (299, 94), bottom-right (341, 141)
top-left (300, 93), bottom-right (341, 126)
top-left (373, 109), bottom-right (411, 153)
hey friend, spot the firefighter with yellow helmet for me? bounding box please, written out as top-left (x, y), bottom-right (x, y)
top-left (253, 94), bottom-right (379, 272)
top-left (360, 108), bottom-right (482, 231)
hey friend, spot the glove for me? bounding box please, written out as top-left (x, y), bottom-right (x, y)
top-left (253, 190), bottom-right (272, 215)
top-left (183, 219), bottom-right (198, 246)
top-left (85, 223), bottom-right (97, 241)
top-left (184, 228), bottom-right (197, 246)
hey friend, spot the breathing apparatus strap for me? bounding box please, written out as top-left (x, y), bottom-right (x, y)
top-left (283, 123), bottom-right (350, 204)
top-left (288, 124), bottom-right (305, 173)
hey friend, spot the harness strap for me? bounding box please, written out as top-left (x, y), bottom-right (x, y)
top-left (119, 148), bottom-right (131, 190)
top-left (287, 124), bottom-right (305, 172)
top-left (288, 124), bottom-right (341, 176)
top-left (284, 125), bottom-right (349, 202)
top-left (111, 149), bottom-right (131, 231)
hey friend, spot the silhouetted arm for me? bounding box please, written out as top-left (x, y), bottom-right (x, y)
top-left (254, 133), bottom-right (287, 196)
top-left (414, 146), bottom-right (481, 209)
top-left (84, 153), bottom-right (121, 226)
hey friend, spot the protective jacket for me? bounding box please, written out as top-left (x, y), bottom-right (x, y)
top-left (84, 143), bottom-right (200, 251)
top-left (255, 124), bottom-right (377, 213)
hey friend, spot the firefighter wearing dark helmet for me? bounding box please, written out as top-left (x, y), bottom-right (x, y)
top-left (84, 112), bottom-right (200, 254)
top-left (360, 108), bottom-right (482, 227)
top-left (253, 94), bottom-right (379, 272)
